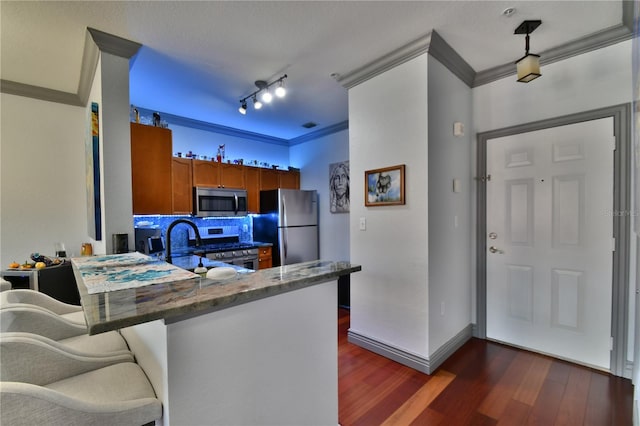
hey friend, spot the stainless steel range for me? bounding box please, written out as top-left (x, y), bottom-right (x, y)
top-left (188, 226), bottom-right (259, 270)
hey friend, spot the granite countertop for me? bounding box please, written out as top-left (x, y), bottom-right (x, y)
top-left (76, 259), bottom-right (361, 335)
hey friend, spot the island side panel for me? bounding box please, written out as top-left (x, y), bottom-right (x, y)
top-left (165, 280), bottom-right (339, 426)
top-left (120, 320), bottom-right (170, 426)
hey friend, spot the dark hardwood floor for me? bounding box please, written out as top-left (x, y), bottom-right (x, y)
top-left (338, 308), bottom-right (633, 426)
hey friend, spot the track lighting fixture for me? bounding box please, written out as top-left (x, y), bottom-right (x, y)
top-left (514, 20), bottom-right (542, 83)
top-left (238, 74), bottom-right (288, 114)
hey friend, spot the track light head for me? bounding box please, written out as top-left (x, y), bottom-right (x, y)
top-left (253, 96), bottom-right (262, 110)
top-left (238, 101), bottom-right (247, 115)
top-left (275, 80), bottom-right (286, 98)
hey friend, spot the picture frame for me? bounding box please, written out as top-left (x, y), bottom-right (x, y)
top-left (365, 164), bottom-right (405, 206)
top-left (86, 102), bottom-right (102, 240)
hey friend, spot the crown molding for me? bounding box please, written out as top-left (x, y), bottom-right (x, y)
top-left (336, 32), bottom-right (432, 89)
top-left (87, 27), bottom-right (142, 59)
top-left (0, 79), bottom-right (83, 105)
top-left (428, 31), bottom-right (475, 87)
top-left (77, 29), bottom-right (101, 106)
top-left (1, 28), bottom-right (140, 107)
top-left (289, 121), bottom-right (349, 146)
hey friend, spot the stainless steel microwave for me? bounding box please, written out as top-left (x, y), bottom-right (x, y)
top-left (193, 187), bottom-right (248, 217)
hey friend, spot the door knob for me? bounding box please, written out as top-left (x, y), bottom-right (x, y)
top-left (489, 246), bottom-right (504, 254)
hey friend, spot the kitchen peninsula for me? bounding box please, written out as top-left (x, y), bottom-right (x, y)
top-left (72, 254), bottom-right (361, 426)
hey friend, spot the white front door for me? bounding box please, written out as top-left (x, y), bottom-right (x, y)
top-left (486, 118), bottom-right (614, 370)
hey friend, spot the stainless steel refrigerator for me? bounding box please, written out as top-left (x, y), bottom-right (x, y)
top-left (253, 189), bottom-right (318, 266)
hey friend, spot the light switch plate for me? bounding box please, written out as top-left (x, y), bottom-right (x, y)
top-left (453, 122), bottom-right (464, 136)
top-left (453, 178), bottom-right (461, 193)
top-left (359, 217), bottom-right (366, 231)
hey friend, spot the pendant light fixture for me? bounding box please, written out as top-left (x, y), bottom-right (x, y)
top-left (514, 20), bottom-right (542, 83)
top-left (238, 74), bottom-right (288, 114)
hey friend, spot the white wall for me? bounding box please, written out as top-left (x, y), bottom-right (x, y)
top-left (0, 93), bottom-right (87, 265)
top-left (427, 56), bottom-right (473, 354)
top-left (349, 54), bottom-right (431, 357)
top-left (100, 52), bottom-right (135, 255)
top-left (290, 129), bottom-right (350, 262)
top-left (170, 124), bottom-right (290, 169)
top-left (473, 40), bottom-right (632, 133)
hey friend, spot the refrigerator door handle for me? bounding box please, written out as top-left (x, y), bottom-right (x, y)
top-left (282, 228), bottom-right (287, 260)
top-left (281, 197), bottom-right (287, 227)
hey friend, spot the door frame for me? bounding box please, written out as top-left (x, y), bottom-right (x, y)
top-left (475, 103), bottom-right (632, 377)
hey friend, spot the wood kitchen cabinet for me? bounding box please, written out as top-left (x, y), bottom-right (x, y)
top-left (192, 160), bottom-right (245, 189)
top-left (172, 158), bottom-right (193, 214)
top-left (259, 168), bottom-right (280, 190)
top-left (245, 167), bottom-right (301, 213)
top-left (279, 170), bottom-right (300, 189)
top-left (260, 168), bottom-right (300, 190)
top-left (258, 246), bottom-right (273, 270)
top-left (192, 160), bottom-right (220, 187)
top-left (130, 123), bottom-right (173, 214)
top-left (219, 163), bottom-right (245, 188)
top-left (245, 166), bottom-right (260, 213)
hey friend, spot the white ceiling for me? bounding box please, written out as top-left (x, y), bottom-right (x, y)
top-left (1, 1), bottom-right (625, 140)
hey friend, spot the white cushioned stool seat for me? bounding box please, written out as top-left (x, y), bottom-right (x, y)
top-left (0, 289), bottom-right (84, 324)
top-left (0, 333), bottom-right (161, 425)
top-left (0, 278), bottom-right (11, 292)
top-left (0, 306), bottom-right (87, 340)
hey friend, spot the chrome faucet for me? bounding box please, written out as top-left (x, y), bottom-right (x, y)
top-left (165, 219), bottom-right (202, 264)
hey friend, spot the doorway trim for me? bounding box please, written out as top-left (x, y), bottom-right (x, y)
top-left (475, 103), bottom-right (632, 378)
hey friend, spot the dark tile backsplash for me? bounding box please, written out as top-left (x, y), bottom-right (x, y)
top-left (133, 215), bottom-right (254, 252)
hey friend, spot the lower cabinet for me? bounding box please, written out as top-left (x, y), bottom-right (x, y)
top-left (258, 246), bottom-right (273, 270)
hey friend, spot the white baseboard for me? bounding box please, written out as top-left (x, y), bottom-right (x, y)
top-left (347, 324), bottom-right (472, 374)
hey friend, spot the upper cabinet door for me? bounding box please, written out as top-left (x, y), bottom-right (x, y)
top-left (245, 167), bottom-right (260, 213)
top-left (130, 123), bottom-right (173, 215)
top-left (260, 169), bottom-right (279, 190)
top-left (220, 163), bottom-right (245, 189)
top-left (192, 160), bottom-right (220, 187)
top-left (279, 170), bottom-right (300, 189)
top-left (172, 158), bottom-right (193, 214)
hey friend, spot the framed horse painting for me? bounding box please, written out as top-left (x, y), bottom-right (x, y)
top-left (365, 164), bottom-right (405, 207)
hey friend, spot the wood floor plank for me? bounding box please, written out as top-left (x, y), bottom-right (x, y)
top-left (380, 370), bottom-right (455, 426)
top-left (553, 365), bottom-right (591, 426)
top-left (340, 364), bottom-right (414, 425)
top-left (408, 406), bottom-right (446, 426)
top-left (525, 378), bottom-right (565, 425)
top-left (497, 399), bottom-right (531, 426)
top-left (353, 371), bottom-right (431, 426)
top-left (513, 355), bottom-right (553, 405)
top-left (478, 351), bottom-right (537, 419)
